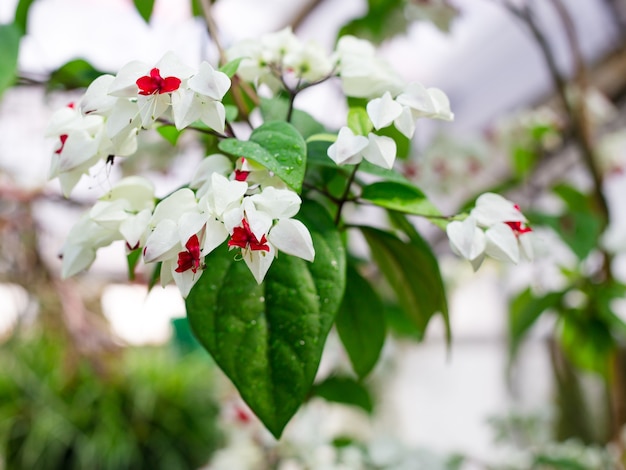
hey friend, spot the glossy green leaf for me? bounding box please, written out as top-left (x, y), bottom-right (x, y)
top-left (0, 23), bottom-right (21, 98)
top-left (347, 107), bottom-right (372, 136)
top-left (509, 288), bottom-right (564, 359)
top-left (360, 224), bottom-right (449, 341)
top-left (14, 0), bottom-right (36, 34)
top-left (218, 121), bottom-right (307, 192)
top-left (260, 97), bottom-right (325, 139)
top-left (47, 59), bottom-right (106, 91)
top-left (361, 181), bottom-right (447, 229)
top-left (311, 376), bottom-right (373, 413)
top-left (219, 58), bottom-right (243, 78)
top-left (336, 264), bottom-right (386, 378)
top-left (133, 0), bottom-right (155, 23)
top-left (186, 202), bottom-right (345, 438)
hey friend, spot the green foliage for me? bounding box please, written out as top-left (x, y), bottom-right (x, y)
top-left (219, 121), bottom-right (307, 192)
top-left (47, 59), bottom-right (107, 91)
top-left (0, 23), bottom-right (21, 98)
top-left (360, 181), bottom-right (447, 229)
top-left (347, 107), bottom-right (373, 136)
top-left (133, 0), bottom-right (155, 23)
top-left (219, 58), bottom-right (243, 78)
top-left (360, 223), bottom-right (449, 342)
top-left (13, 0), bottom-right (36, 34)
top-left (156, 125), bottom-right (183, 146)
top-left (0, 332), bottom-right (221, 470)
top-left (260, 97), bottom-right (326, 139)
top-left (186, 202), bottom-right (346, 438)
top-left (509, 288), bottom-right (565, 359)
top-left (336, 264), bottom-right (386, 379)
top-left (311, 376), bottom-right (373, 413)
top-left (338, 0), bottom-right (409, 44)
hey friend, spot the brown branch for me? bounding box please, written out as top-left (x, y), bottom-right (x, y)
top-left (288, 0), bottom-right (328, 32)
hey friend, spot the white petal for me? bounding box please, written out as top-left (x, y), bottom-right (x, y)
top-left (103, 176), bottom-right (155, 210)
top-left (151, 188), bottom-right (197, 225)
top-left (446, 216), bottom-right (486, 270)
top-left (244, 202), bottom-right (273, 241)
top-left (485, 223), bottom-right (520, 263)
top-left (268, 219), bottom-right (315, 262)
top-left (209, 173), bottom-right (247, 216)
top-left (199, 100), bottom-right (226, 134)
top-left (362, 133), bottom-right (396, 169)
top-left (120, 209), bottom-right (152, 248)
top-left (471, 193), bottom-right (526, 227)
top-left (172, 266), bottom-right (204, 298)
top-left (428, 87), bottom-right (454, 121)
top-left (144, 219), bottom-right (180, 263)
top-left (189, 62), bottom-right (231, 100)
top-left (396, 82), bottom-right (436, 116)
top-left (178, 211), bottom-right (205, 246)
top-left (108, 60), bottom-right (149, 97)
top-left (394, 106), bottom-right (416, 139)
top-left (249, 186), bottom-right (301, 219)
top-left (61, 244), bottom-right (96, 278)
top-left (327, 127), bottom-right (368, 165)
top-left (203, 218), bottom-right (229, 254)
top-left (244, 246), bottom-right (276, 284)
top-left (90, 200), bottom-right (129, 229)
top-left (519, 232), bottom-right (534, 261)
top-left (366, 92), bottom-right (402, 130)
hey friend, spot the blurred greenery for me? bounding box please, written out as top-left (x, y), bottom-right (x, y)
top-left (0, 329), bottom-right (222, 470)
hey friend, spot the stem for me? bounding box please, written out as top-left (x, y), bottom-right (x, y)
top-left (288, 0), bottom-right (327, 32)
top-left (199, 0), bottom-right (226, 65)
top-left (334, 164), bottom-right (360, 226)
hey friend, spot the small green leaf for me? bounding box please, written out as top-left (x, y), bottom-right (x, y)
top-left (509, 288), bottom-right (564, 359)
top-left (47, 59), bottom-right (106, 91)
top-left (126, 248), bottom-right (142, 281)
top-left (336, 264), bottom-right (386, 379)
top-left (358, 161), bottom-right (409, 184)
top-left (360, 224), bottom-right (449, 341)
top-left (260, 97), bottom-right (325, 139)
top-left (219, 58), bottom-right (243, 78)
top-left (338, 0), bottom-right (408, 44)
top-left (218, 121), bottom-right (307, 192)
top-left (156, 125), bottom-right (182, 146)
top-left (0, 23), bottom-right (21, 98)
top-left (186, 201), bottom-right (345, 438)
top-left (311, 376), bottom-right (373, 413)
top-left (361, 181), bottom-right (446, 229)
top-left (347, 107), bottom-right (372, 136)
top-left (14, 0), bottom-right (36, 34)
top-left (133, 0), bottom-right (155, 23)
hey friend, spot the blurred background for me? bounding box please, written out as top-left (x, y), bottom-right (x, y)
top-left (1, 0), bottom-right (626, 468)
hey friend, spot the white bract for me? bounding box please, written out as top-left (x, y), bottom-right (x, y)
top-left (327, 127), bottom-right (397, 169)
top-left (447, 193), bottom-right (534, 270)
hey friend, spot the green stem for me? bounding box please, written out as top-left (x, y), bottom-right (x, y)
top-left (334, 164), bottom-right (360, 226)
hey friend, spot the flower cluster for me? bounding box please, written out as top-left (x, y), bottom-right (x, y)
top-left (446, 193), bottom-right (534, 270)
top-left (61, 155), bottom-right (314, 297)
top-left (46, 51), bottom-right (231, 196)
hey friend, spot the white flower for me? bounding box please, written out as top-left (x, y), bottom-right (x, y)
top-left (334, 35), bottom-right (404, 99)
top-left (327, 127), bottom-right (396, 169)
top-left (447, 193), bottom-right (534, 269)
top-left (172, 61), bottom-right (231, 132)
top-left (225, 187), bottom-right (314, 284)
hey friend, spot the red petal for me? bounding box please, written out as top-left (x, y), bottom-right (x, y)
top-left (160, 76), bottom-right (181, 94)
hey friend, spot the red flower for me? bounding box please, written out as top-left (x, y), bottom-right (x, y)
top-left (228, 219), bottom-right (270, 252)
top-left (175, 234), bottom-right (202, 273)
top-left (136, 68), bottom-right (181, 96)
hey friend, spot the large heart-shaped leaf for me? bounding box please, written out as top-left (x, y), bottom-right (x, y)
top-left (186, 201), bottom-right (345, 438)
top-left (218, 121), bottom-right (306, 192)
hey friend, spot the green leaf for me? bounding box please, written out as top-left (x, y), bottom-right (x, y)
top-left (360, 181), bottom-right (447, 229)
top-left (47, 59), bottom-right (106, 91)
top-left (358, 160), bottom-right (410, 184)
top-left (336, 264), bottom-right (386, 378)
top-left (126, 248), bottom-right (142, 281)
top-left (347, 107), bottom-right (372, 136)
top-left (186, 201), bottom-right (345, 438)
top-left (0, 23), bottom-right (21, 98)
top-left (260, 97), bottom-right (325, 139)
top-left (156, 125), bottom-right (182, 146)
top-left (529, 211), bottom-right (601, 260)
top-left (360, 224), bottom-right (449, 341)
top-left (218, 121), bottom-right (307, 192)
top-left (311, 376), bottom-right (373, 413)
top-left (14, 0), bottom-right (36, 34)
top-left (133, 0), bottom-right (155, 23)
top-left (509, 288), bottom-right (564, 359)
top-left (219, 58), bottom-right (243, 78)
